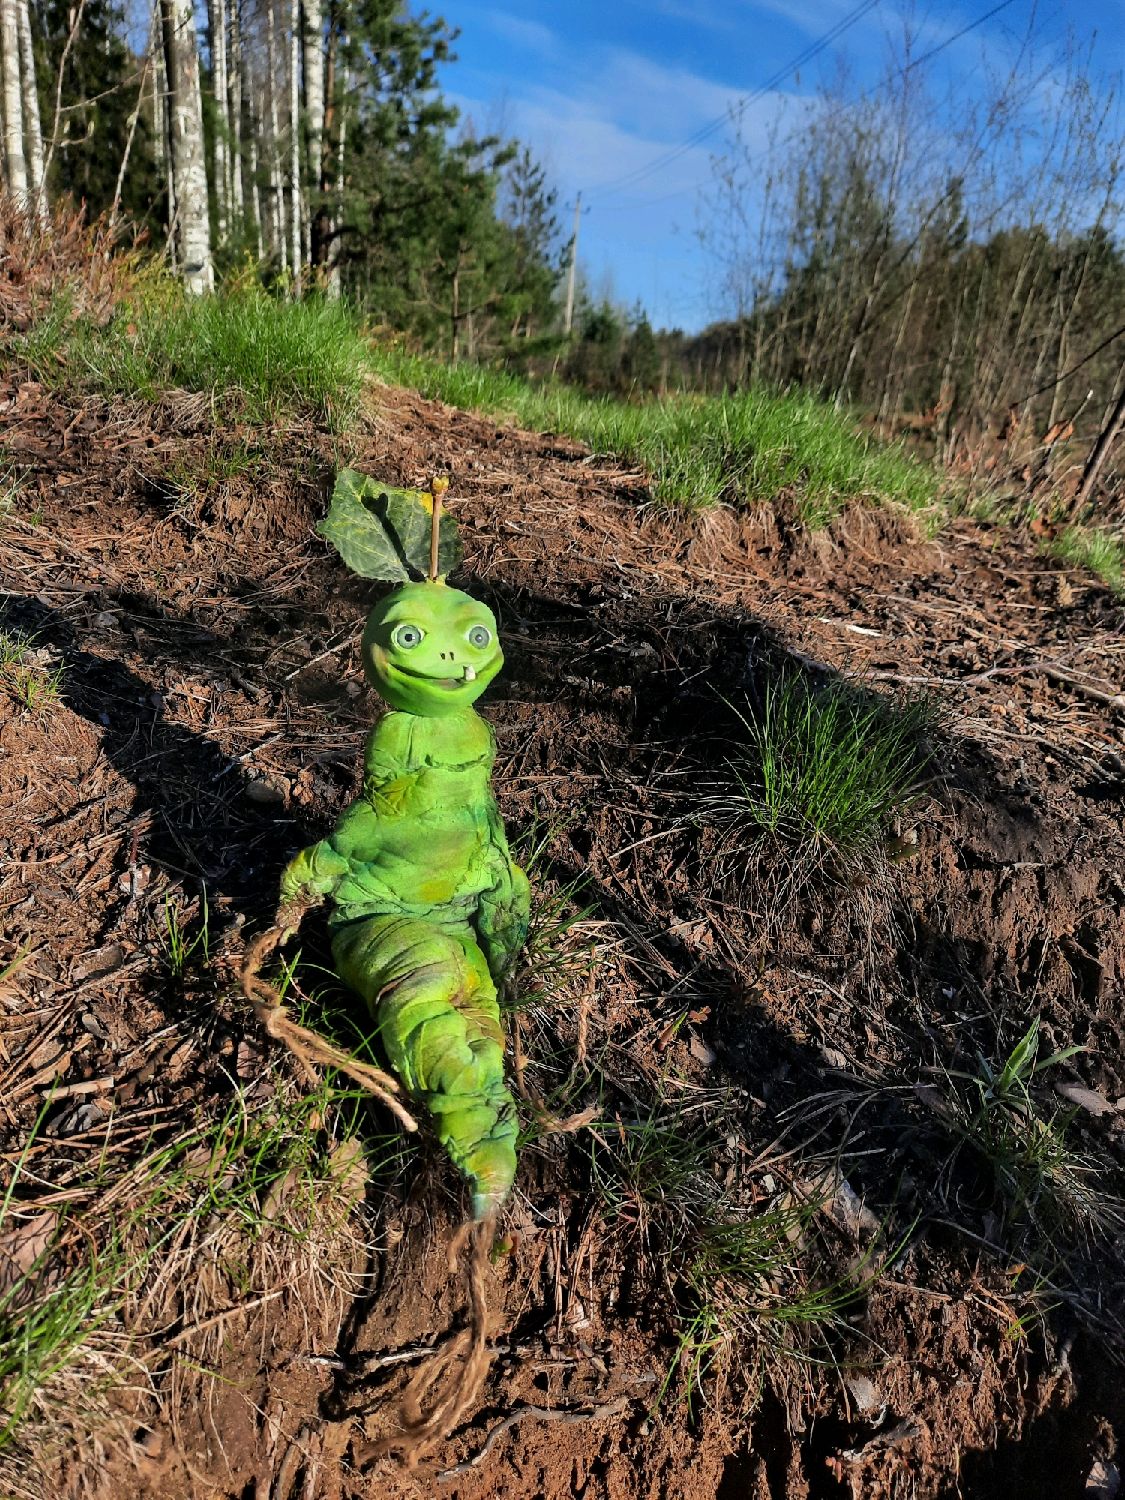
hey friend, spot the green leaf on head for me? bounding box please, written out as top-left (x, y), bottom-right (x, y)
top-left (319, 469), bottom-right (463, 581)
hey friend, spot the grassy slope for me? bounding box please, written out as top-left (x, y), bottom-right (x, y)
top-left (6, 281), bottom-right (1125, 588)
top-left (368, 345), bottom-right (939, 524)
top-left (8, 283), bottom-right (939, 526)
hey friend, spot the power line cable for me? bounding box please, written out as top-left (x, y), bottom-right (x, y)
top-left (592, 0), bottom-right (1020, 214)
top-left (587, 0), bottom-right (883, 202)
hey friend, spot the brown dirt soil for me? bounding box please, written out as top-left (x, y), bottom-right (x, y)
top-left (1, 372), bottom-right (1123, 1500)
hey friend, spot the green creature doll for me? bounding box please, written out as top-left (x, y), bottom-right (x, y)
top-left (276, 474), bottom-right (529, 1221)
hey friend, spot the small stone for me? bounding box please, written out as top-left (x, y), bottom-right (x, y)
top-left (689, 1034), bottom-right (716, 1066)
top-left (246, 780), bottom-right (287, 805)
top-left (844, 1375), bottom-right (882, 1413)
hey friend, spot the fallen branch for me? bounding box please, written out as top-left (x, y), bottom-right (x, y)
top-left (872, 660), bottom-right (1124, 714)
top-left (436, 1395), bottom-right (632, 1478)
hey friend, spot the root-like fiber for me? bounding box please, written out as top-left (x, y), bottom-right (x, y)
top-left (356, 1218), bottom-right (495, 1468)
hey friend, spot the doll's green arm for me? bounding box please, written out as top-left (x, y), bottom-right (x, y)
top-left (279, 719), bottom-right (419, 908)
top-left (278, 813), bottom-right (357, 907)
top-left (476, 829), bottom-right (531, 981)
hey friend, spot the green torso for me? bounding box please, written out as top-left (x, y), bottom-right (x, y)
top-left (321, 709), bottom-right (509, 926)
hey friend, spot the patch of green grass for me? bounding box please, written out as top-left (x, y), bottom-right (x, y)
top-left (943, 1020), bottom-right (1114, 1237)
top-left (9, 667), bottom-right (64, 715)
top-left (15, 284), bottom-right (368, 430)
top-left (5, 292), bottom-right (76, 377)
top-left (507, 821), bottom-right (596, 1018)
top-left (705, 677), bottom-right (934, 877)
top-left (157, 437), bottom-right (265, 507)
top-left (1049, 524), bottom-right (1125, 595)
top-left (0, 628), bottom-right (35, 669)
top-left (666, 1204), bottom-right (845, 1410)
top-left (1, 631), bottom-right (65, 715)
top-left (368, 346), bottom-right (937, 522)
top-left (160, 893), bottom-right (210, 980)
top-left (588, 1112), bottom-right (719, 1249)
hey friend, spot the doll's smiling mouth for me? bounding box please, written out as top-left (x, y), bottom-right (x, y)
top-left (392, 657), bottom-right (497, 687)
top-left (394, 662), bottom-right (478, 688)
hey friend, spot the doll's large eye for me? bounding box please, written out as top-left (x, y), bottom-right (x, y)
top-left (392, 624), bottom-right (424, 649)
top-left (467, 625), bottom-right (491, 649)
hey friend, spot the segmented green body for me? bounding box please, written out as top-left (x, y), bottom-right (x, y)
top-left (280, 583), bottom-right (529, 1219)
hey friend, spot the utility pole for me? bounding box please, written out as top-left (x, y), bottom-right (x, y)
top-left (563, 191), bottom-right (581, 337)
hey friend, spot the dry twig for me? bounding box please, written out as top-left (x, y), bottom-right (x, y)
top-left (436, 1395), bottom-right (632, 1479)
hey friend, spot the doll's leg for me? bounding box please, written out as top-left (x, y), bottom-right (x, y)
top-left (332, 915), bottom-right (517, 1219)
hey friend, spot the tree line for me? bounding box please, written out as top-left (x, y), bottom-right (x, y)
top-left (693, 25), bottom-right (1125, 491)
top-left (0, 0), bottom-right (565, 355)
top-left (3, 4), bottom-right (1123, 491)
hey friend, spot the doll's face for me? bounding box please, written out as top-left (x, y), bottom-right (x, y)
top-left (362, 582), bottom-right (503, 716)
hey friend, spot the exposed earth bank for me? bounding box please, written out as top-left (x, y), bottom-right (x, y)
top-left (1, 375), bottom-right (1123, 1499)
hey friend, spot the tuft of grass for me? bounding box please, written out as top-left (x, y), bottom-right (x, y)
top-left (1049, 524), bottom-right (1125, 595)
top-left (942, 1020), bottom-right (1116, 1237)
top-left (160, 893), bottom-right (210, 980)
top-left (17, 284), bottom-right (368, 430)
top-left (1, 462), bottom-right (25, 518)
top-left (0, 628), bottom-right (35, 669)
top-left (9, 666), bottom-right (64, 715)
top-left (667, 1201), bottom-right (863, 1412)
top-left (368, 345), bottom-right (937, 522)
top-left (1, 630), bottom-right (65, 715)
top-left (157, 436), bottom-right (265, 507)
top-left (588, 1112), bottom-right (719, 1250)
top-left (703, 677), bottom-right (934, 880)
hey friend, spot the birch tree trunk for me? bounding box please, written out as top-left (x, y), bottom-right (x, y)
top-left (1, 0), bottom-right (27, 199)
top-left (208, 0), bottom-right (228, 239)
top-left (265, 0), bottom-right (286, 271)
top-left (228, 0), bottom-right (242, 220)
top-left (302, 0), bottom-right (322, 260)
top-left (157, 0), bottom-right (178, 268)
top-left (326, 61), bottom-right (348, 296)
top-left (17, 0), bottom-right (43, 214)
top-left (288, 0), bottom-right (300, 278)
top-left (247, 123), bottom-right (261, 255)
top-left (161, 0), bottom-right (213, 293)
top-left (153, 0), bottom-right (167, 169)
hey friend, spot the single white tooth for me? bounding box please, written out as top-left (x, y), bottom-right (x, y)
top-left (463, 664), bottom-right (477, 681)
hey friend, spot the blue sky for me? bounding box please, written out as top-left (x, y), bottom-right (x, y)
top-left (442, 0), bottom-right (1125, 331)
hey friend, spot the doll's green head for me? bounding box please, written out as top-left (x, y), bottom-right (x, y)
top-left (362, 581), bottom-right (503, 717)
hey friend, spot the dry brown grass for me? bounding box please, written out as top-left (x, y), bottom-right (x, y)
top-left (0, 193), bottom-right (140, 336)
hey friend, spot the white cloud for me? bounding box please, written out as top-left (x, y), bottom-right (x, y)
top-left (446, 34), bottom-right (805, 327)
top-left (479, 9), bottom-right (560, 58)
